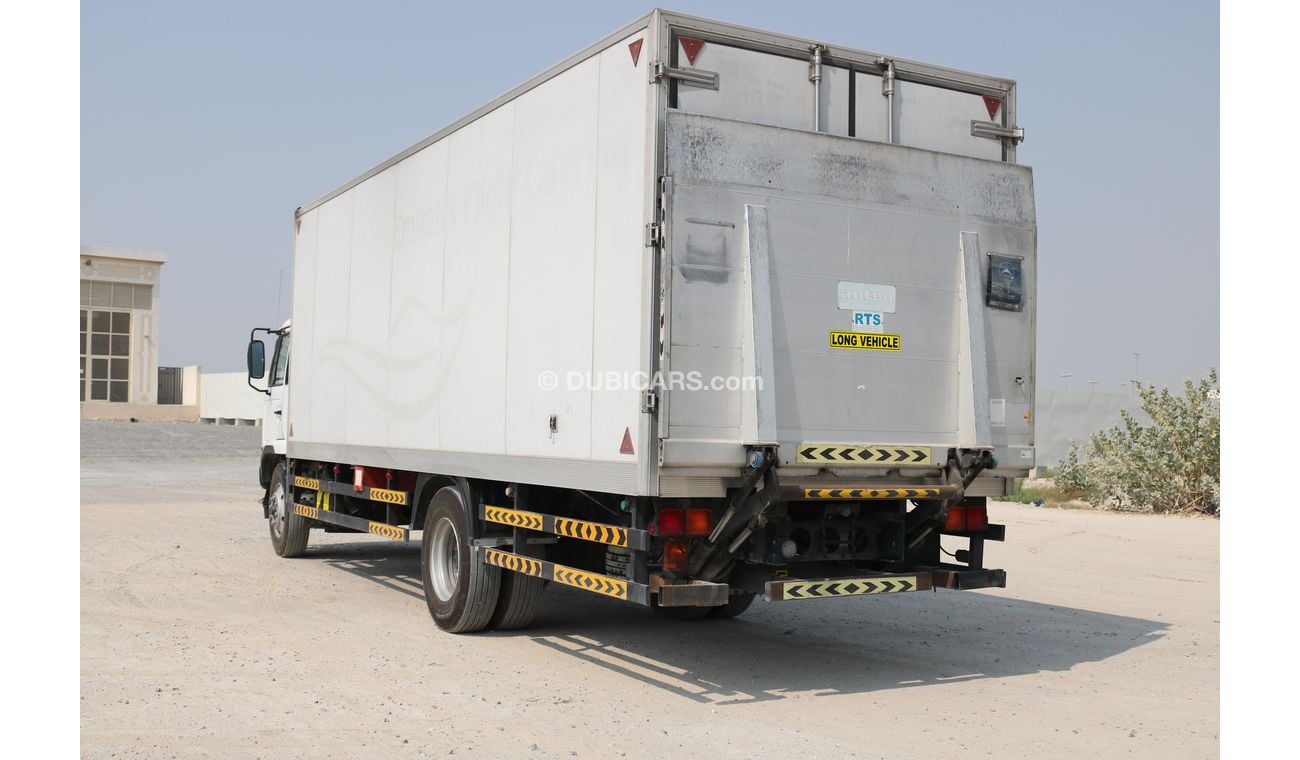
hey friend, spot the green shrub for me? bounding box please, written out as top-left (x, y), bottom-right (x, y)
top-left (1054, 369), bottom-right (1219, 515)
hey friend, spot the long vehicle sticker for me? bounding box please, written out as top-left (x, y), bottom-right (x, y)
top-left (828, 331), bottom-right (901, 351)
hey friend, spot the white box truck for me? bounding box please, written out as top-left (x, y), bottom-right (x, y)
top-left (246, 9), bottom-right (1034, 632)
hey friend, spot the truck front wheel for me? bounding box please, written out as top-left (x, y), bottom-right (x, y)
top-left (421, 486), bottom-right (501, 633)
top-left (267, 462), bottom-right (310, 558)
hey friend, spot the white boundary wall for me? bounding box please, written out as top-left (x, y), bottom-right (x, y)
top-left (199, 372), bottom-right (266, 422)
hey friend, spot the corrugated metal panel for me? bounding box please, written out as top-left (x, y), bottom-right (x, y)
top-left (158, 366), bottom-right (183, 405)
top-left (965, 476), bottom-right (1009, 498)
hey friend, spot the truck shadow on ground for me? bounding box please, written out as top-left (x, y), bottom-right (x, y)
top-left (318, 542), bottom-right (1169, 705)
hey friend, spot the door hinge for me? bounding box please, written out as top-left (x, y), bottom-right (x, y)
top-left (641, 389), bottom-right (659, 414)
top-left (644, 222), bottom-right (663, 248)
top-left (970, 120), bottom-right (1025, 144)
top-left (651, 61), bottom-right (719, 90)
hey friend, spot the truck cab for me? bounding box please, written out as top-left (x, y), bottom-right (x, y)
top-left (246, 320), bottom-right (290, 488)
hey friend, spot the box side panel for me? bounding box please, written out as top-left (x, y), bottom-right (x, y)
top-left (436, 108), bottom-right (509, 454)
top-left (305, 195), bottom-right (354, 445)
top-left (502, 56), bottom-right (601, 459)
top-left (389, 140), bottom-right (450, 448)
top-left (287, 28), bottom-right (652, 493)
top-left (590, 33), bottom-right (655, 464)
top-left (344, 167), bottom-right (397, 448)
top-left (287, 212), bottom-right (318, 441)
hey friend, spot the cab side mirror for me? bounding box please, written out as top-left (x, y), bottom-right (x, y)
top-left (247, 339), bottom-right (267, 380)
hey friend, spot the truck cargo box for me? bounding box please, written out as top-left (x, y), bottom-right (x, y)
top-left (286, 9), bottom-right (1035, 499)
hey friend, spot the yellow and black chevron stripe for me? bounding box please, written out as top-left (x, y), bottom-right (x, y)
top-left (554, 517), bottom-right (628, 548)
top-left (483, 548), bottom-right (543, 577)
top-left (293, 476), bottom-right (409, 507)
top-left (367, 521), bottom-right (408, 541)
top-left (294, 504), bottom-right (319, 520)
top-left (481, 548), bottom-right (629, 601)
top-left (797, 444), bottom-right (931, 466)
top-left (483, 505), bottom-right (544, 531)
top-left (778, 576), bottom-right (921, 600)
top-left (368, 487), bottom-right (408, 506)
top-left (484, 506), bottom-right (631, 548)
top-left (802, 487), bottom-right (940, 500)
top-left (553, 566), bottom-right (627, 599)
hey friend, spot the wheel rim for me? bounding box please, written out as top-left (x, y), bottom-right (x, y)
top-left (429, 516), bottom-right (460, 603)
top-left (269, 481), bottom-right (286, 538)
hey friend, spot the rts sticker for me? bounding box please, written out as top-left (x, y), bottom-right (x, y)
top-left (851, 311), bottom-right (883, 333)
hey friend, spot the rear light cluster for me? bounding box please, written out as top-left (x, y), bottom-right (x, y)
top-left (651, 508), bottom-right (713, 538)
top-left (663, 540), bottom-right (689, 573)
top-left (652, 508), bottom-right (714, 574)
top-left (944, 503), bottom-right (989, 533)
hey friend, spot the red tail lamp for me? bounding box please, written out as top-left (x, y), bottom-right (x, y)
top-left (686, 508), bottom-right (713, 537)
top-left (654, 508), bottom-right (685, 536)
top-left (663, 538), bottom-right (689, 573)
top-left (944, 503), bottom-right (988, 532)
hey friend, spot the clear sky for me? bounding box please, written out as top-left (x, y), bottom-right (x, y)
top-left (82, 0), bottom-right (1219, 389)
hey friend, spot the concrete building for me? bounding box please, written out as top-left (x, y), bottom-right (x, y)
top-left (80, 244), bottom-right (193, 420)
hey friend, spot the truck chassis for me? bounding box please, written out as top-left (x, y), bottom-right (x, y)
top-left (265, 453), bottom-right (1005, 632)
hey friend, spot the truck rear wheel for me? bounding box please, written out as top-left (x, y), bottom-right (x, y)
top-left (268, 462), bottom-right (309, 558)
top-left (651, 599), bottom-right (714, 621)
top-left (421, 486), bottom-right (501, 633)
top-left (489, 571), bottom-right (544, 630)
top-left (707, 591), bottom-right (757, 619)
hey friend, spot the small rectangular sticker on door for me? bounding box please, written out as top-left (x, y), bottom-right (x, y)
top-left (837, 282), bottom-right (896, 313)
top-left (990, 398), bottom-right (1006, 427)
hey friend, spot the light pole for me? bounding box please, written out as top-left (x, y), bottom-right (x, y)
top-left (1132, 352), bottom-right (1141, 394)
top-left (1088, 380), bottom-right (1100, 395)
top-left (1061, 373), bottom-right (1074, 392)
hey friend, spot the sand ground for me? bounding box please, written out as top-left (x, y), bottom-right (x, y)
top-left (81, 421), bottom-right (1218, 758)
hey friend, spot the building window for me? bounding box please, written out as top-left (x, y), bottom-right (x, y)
top-left (81, 307), bottom-right (131, 402)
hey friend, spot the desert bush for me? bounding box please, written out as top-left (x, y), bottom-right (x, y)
top-left (1054, 369), bottom-right (1219, 515)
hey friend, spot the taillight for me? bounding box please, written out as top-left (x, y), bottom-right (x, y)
top-left (944, 503), bottom-right (988, 532)
top-left (686, 508), bottom-right (713, 537)
top-left (655, 508), bottom-right (685, 536)
top-left (663, 538), bottom-right (689, 573)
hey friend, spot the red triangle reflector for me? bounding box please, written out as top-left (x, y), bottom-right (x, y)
top-left (982, 95), bottom-right (1002, 120)
top-left (628, 39), bottom-right (643, 67)
top-left (619, 428), bottom-right (635, 455)
top-left (679, 36), bottom-right (704, 65)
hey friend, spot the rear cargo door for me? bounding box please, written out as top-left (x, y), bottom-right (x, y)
top-left (659, 111), bottom-right (1035, 466)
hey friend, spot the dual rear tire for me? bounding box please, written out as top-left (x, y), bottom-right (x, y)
top-left (420, 486), bottom-right (543, 633)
